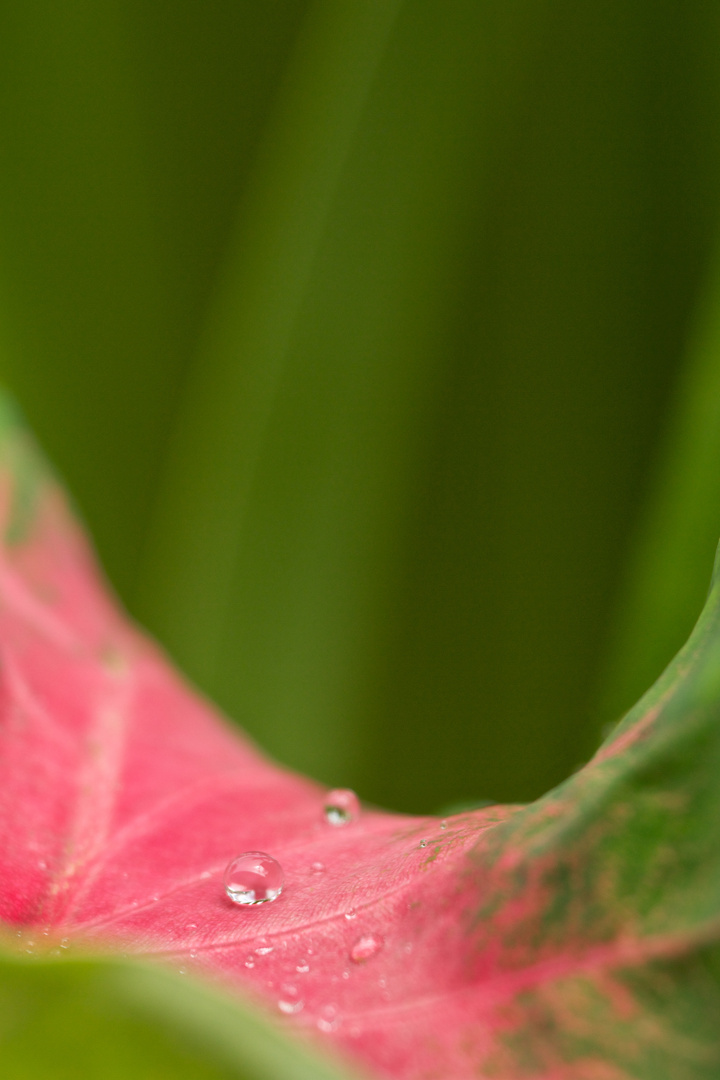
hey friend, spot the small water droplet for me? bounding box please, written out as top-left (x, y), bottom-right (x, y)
top-left (178, 967), bottom-right (187, 975)
top-left (324, 789), bottom-right (359, 827)
top-left (255, 944), bottom-right (274, 956)
top-left (344, 909), bottom-right (357, 921)
top-left (224, 852), bottom-right (284, 905)
top-left (296, 962), bottom-right (310, 973)
top-left (419, 840), bottom-right (427, 848)
top-left (60, 938), bottom-right (70, 949)
top-left (15, 930), bottom-right (22, 938)
top-left (317, 1004), bottom-right (339, 1033)
top-left (350, 934), bottom-right (383, 963)
top-left (310, 861), bottom-right (325, 873)
top-left (187, 923), bottom-right (197, 929)
top-left (281, 982), bottom-right (298, 997)
top-left (278, 999), bottom-right (304, 1015)
top-left (244, 956), bottom-right (255, 968)
top-left (440, 820), bottom-right (448, 830)
top-left (342, 970), bottom-right (350, 979)
top-left (200, 870), bottom-right (212, 880)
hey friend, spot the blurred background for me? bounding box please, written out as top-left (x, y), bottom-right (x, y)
top-left (1, 0), bottom-right (720, 818)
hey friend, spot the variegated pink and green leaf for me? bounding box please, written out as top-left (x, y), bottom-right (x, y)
top-left (0, 396), bottom-right (718, 1078)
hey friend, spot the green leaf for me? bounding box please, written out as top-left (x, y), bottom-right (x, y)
top-left (0, 948), bottom-right (355, 1080)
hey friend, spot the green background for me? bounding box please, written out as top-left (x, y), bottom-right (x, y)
top-left (1, 0), bottom-right (719, 817)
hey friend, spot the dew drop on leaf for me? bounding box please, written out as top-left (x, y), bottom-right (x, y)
top-left (419, 840), bottom-right (427, 848)
top-left (278, 998), bottom-right (304, 1015)
top-left (223, 851), bottom-right (284, 905)
top-left (317, 1004), bottom-right (340, 1032)
top-left (350, 934), bottom-right (383, 963)
top-left (323, 788), bottom-right (359, 826)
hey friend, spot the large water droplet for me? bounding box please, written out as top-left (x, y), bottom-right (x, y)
top-left (224, 852), bottom-right (284, 905)
top-left (350, 934), bottom-right (383, 963)
top-left (324, 789), bottom-right (359, 826)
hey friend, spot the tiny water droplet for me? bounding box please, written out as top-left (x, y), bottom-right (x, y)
top-left (350, 934), bottom-right (383, 963)
top-left (311, 861), bottom-right (325, 873)
top-left (296, 962), bottom-right (310, 973)
top-left (344, 909), bottom-right (357, 921)
top-left (178, 967), bottom-right (187, 975)
top-left (324, 789), bottom-right (359, 827)
top-left (187, 923), bottom-right (197, 929)
top-left (419, 840), bottom-right (427, 848)
top-left (60, 938), bottom-right (70, 949)
top-left (342, 970), bottom-right (350, 979)
top-left (200, 870), bottom-right (212, 880)
top-left (224, 852), bottom-right (284, 905)
top-left (281, 983), bottom-right (298, 997)
top-left (440, 820), bottom-right (448, 830)
top-left (15, 930), bottom-right (22, 938)
top-left (245, 956), bottom-right (255, 968)
top-left (255, 944), bottom-right (274, 956)
top-left (317, 1004), bottom-right (339, 1033)
top-left (278, 999), bottom-right (304, 1015)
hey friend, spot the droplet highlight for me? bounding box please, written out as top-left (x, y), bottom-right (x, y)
top-left (224, 852), bottom-right (284, 905)
top-left (350, 934), bottom-right (383, 963)
top-left (324, 789), bottom-right (359, 826)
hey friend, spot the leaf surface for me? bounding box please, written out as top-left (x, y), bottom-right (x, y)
top-left (1, 402), bottom-right (719, 1079)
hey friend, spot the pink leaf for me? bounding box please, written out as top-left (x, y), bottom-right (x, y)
top-left (1, 412), bottom-right (719, 1079)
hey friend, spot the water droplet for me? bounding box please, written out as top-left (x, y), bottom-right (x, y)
top-left (317, 1004), bottom-right (339, 1033)
top-left (244, 956), bottom-right (255, 968)
top-left (344, 909), bottom-right (357, 921)
top-left (440, 820), bottom-right (448, 830)
top-left (60, 938), bottom-right (70, 949)
top-left (350, 934), bottom-right (383, 963)
top-left (419, 840), bottom-right (427, 848)
top-left (255, 944), bottom-right (274, 956)
top-left (324, 789), bottom-right (359, 827)
top-left (224, 852), bottom-right (284, 905)
top-left (311, 861), bottom-right (325, 873)
top-left (278, 999), bottom-right (304, 1015)
top-left (178, 967), bottom-right (187, 975)
top-left (296, 962), bottom-right (310, 973)
top-left (200, 870), bottom-right (212, 880)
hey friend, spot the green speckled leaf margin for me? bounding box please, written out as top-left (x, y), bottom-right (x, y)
top-left (461, 542), bottom-right (720, 1077)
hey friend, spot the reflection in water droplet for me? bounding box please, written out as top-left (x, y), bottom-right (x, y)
top-left (344, 909), bottom-right (357, 921)
top-left (255, 945), bottom-right (274, 956)
top-left (324, 789), bottom-right (359, 826)
top-left (296, 962), bottom-right (310, 973)
top-left (440, 821), bottom-right (447, 830)
top-left (245, 956), bottom-right (255, 968)
top-left (224, 852), bottom-right (284, 905)
top-left (178, 967), bottom-right (187, 975)
top-left (419, 840), bottom-right (427, 848)
top-left (350, 934), bottom-right (383, 963)
top-left (60, 938), bottom-right (70, 949)
top-left (278, 999), bottom-right (304, 1015)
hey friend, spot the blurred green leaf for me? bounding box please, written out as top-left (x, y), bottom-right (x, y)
top-left (598, 241), bottom-right (720, 729)
top-left (0, 948), bottom-right (355, 1080)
